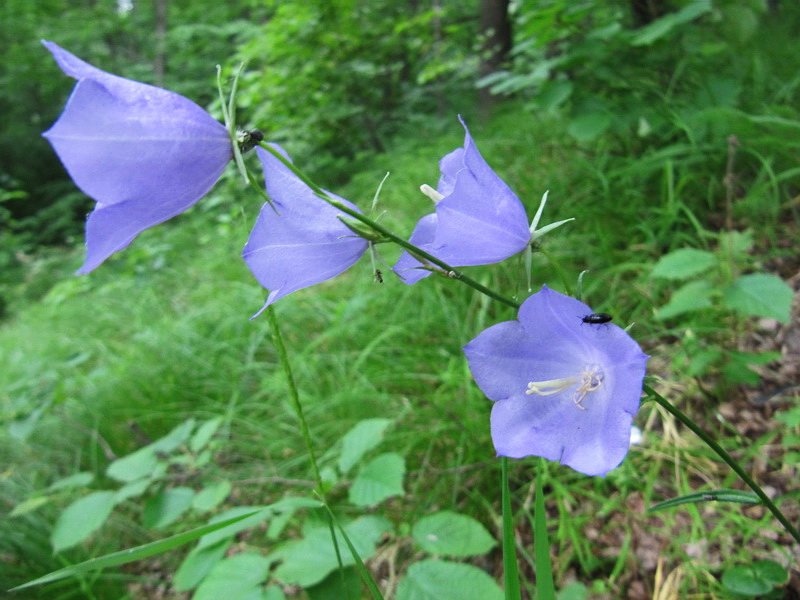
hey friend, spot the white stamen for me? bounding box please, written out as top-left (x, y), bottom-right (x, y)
top-left (525, 364), bottom-right (605, 411)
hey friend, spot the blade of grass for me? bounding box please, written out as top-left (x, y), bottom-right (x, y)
top-left (10, 511), bottom-right (261, 591)
top-left (534, 462), bottom-right (556, 600)
top-left (501, 456), bottom-right (521, 600)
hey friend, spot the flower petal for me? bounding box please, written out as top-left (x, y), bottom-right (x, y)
top-left (393, 116), bottom-right (530, 283)
top-left (242, 146), bottom-right (369, 314)
top-left (41, 41), bottom-right (232, 273)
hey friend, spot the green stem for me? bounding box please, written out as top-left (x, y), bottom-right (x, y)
top-left (257, 142), bottom-right (520, 310)
top-left (644, 384), bottom-right (800, 545)
top-left (266, 304), bottom-right (323, 492)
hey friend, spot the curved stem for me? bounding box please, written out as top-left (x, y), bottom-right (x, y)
top-left (644, 384), bottom-right (800, 545)
top-left (266, 304), bottom-right (323, 492)
top-left (257, 142), bottom-right (521, 310)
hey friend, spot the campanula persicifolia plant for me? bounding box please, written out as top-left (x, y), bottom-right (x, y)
top-left (20, 41), bottom-right (798, 600)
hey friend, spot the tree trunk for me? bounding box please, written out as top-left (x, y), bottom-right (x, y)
top-left (478, 0), bottom-right (512, 119)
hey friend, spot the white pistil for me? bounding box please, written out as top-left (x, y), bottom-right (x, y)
top-left (525, 364), bottom-right (605, 411)
top-left (420, 184), bottom-right (444, 203)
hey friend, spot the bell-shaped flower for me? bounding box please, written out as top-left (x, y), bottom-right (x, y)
top-left (242, 145), bottom-right (369, 316)
top-left (463, 286), bottom-right (649, 476)
top-left (41, 41), bottom-right (233, 273)
top-left (393, 116), bottom-right (531, 284)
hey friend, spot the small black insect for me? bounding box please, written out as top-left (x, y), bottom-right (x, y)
top-left (581, 313), bottom-right (613, 325)
top-left (238, 129), bottom-right (264, 153)
top-left (374, 269), bottom-right (383, 284)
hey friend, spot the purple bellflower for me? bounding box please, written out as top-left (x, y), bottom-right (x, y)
top-left (393, 116), bottom-right (531, 285)
top-left (42, 41), bottom-right (233, 273)
top-left (463, 286), bottom-right (649, 476)
top-left (242, 145), bottom-right (369, 316)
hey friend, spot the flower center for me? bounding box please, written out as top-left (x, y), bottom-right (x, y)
top-left (525, 364), bottom-right (604, 411)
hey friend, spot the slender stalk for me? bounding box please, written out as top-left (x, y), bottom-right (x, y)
top-left (265, 304), bottom-right (323, 491)
top-left (257, 142), bottom-right (520, 310)
top-left (644, 384), bottom-right (800, 545)
top-left (501, 457), bottom-right (522, 600)
top-left (533, 463), bottom-right (556, 600)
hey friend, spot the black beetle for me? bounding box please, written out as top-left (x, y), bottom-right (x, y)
top-left (581, 313), bottom-right (613, 325)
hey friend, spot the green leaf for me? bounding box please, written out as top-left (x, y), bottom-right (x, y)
top-left (348, 452), bottom-right (405, 507)
top-left (338, 418), bottom-right (392, 474)
top-left (192, 552), bottom-right (271, 600)
top-left (306, 566), bottom-right (363, 600)
top-left (655, 280), bottom-right (714, 320)
top-left (723, 273), bottom-right (793, 323)
top-left (51, 491), bottom-right (117, 552)
top-left (269, 515), bottom-right (391, 587)
top-left (721, 565), bottom-right (772, 596)
top-left (106, 446), bottom-right (159, 483)
top-left (10, 496), bottom-right (51, 517)
top-left (114, 478), bottom-right (152, 503)
top-left (192, 480), bottom-right (232, 512)
top-left (648, 489), bottom-right (760, 512)
top-left (197, 506), bottom-right (272, 549)
top-left (151, 418), bottom-right (196, 453)
top-left (396, 560), bottom-right (503, 600)
top-left (174, 538), bottom-right (232, 591)
top-left (411, 511), bottom-right (495, 557)
top-left (47, 472), bottom-right (94, 492)
top-left (630, 0), bottom-right (713, 46)
top-left (566, 113), bottom-right (611, 142)
top-left (12, 511), bottom-right (260, 590)
top-left (190, 417), bottom-right (224, 453)
top-left (650, 248), bottom-right (716, 279)
top-left (142, 487), bottom-right (196, 529)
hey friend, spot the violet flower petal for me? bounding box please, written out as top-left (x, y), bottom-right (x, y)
top-left (393, 116), bottom-right (530, 283)
top-left (41, 41), bottom-right (232, 273)
top-left (242, 145), bottom-right (369, 315)
top-left (463, 285), bottom-right (649, 476)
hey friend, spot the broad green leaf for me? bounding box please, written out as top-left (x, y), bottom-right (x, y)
top-left (174, 538), bottom-right (232, 591)
top-left (557, 582), bottom-right (589, 600)
top-left (269, 515), bottom-right (391, 587)
top-left (656, 280), bottom-right (714, 320)
top-left (396, 560), bottom-right (503, 600)
top-left (151, 418), bottom-right (196, 453)
top-left (192, 480), bottom-right (232, 512)
top-left (264, 586), bottom-right (287, 600)
top-left (266, 496), bottom-right (323, 540)
top-left (114, 478), bottom-right (152, 503)
top-left (721, 565), bottom-right (772, 596)
top-left (567, 113), bottom-right (611, 142)
top-left (630, 0), bottom-right (712, 46)
top-left (192, 552), bottom-right (270, 600)
top-left (51, 491), bottom-right (117, 552)
top-left (12, 510), bottom-right (260, 591)
top-left (411, 511), bottom-right (495, 557)
top-left (47, 472), bottom-right (94, 492)
top-left (650, 248), bottom-right (716, 279)
top-left (338, 418), bottom-right (392, 474)
top-left (190, 417), bottom-right (224, 453)
top-left (723, 273), bottom-right (793, 323)
top-left (348, 452), bottom-right (405, 507)
top-left (142, 487), bottom-right (195, 529)
top-left (306, 566), bottom-right (362, 600)
top-left (198, 506), bottom-right (272, 549)
top-left (106, 446), bottom-right (159, 483)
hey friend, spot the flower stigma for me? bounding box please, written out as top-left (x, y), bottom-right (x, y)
top-left (419, 183), bottom-right (445, 203)
top-left (525, 364), bottom-right (605, 411)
